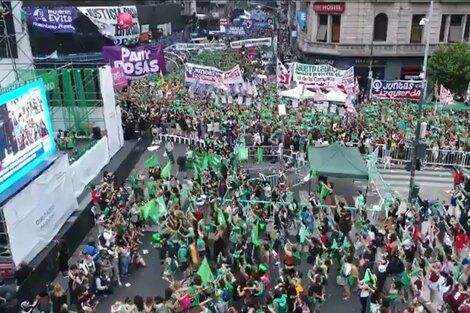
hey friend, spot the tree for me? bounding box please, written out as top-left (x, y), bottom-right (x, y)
top-left (428, 42), bottom-right (470, 97)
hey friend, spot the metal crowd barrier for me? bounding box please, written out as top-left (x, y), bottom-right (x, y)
top-left (370, 144), bottom-right (470, 168)
top-left (157, 134), bottom-right (207, 148)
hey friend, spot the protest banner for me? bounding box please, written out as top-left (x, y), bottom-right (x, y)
top-left (230, 37), bottom-right (272, 49)
top-left (370, 80), bottom-right (422, 101)
top-left (25, 7), bottom-right (78, 33)
top-left (170, 43), bottom-right (227, 51)
top-left (77, 6), bottom-right (140, 46)
top-left (292, 63), bottom-right (353, 86)
top-left (222, 65), bottom-right (244, 84)
top-left (111, 67), bottom-right (129, 90)
top-left (225, 26), bottom-right (247, 36)
top-left (185, 63), bottom-right (244, 85)
top-left (102, 45), bottom-right (167, 79)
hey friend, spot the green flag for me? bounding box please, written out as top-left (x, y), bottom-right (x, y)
top-left (161, 161), bottom-right (173, 178)
top-left (363, 268), bottom-right (373, 284)
top-left (155, 196), bottom-right (168, 220)
top-left (197, 258), bottom-right (213, 286)
top-left (401, 271), bottom-right (411, 287)
top-left (257, 147), bottom-right (263, 162)
top-left (252, 221), bottom-right (261, 246)
top-left (145, 155), bottom-right (159, 168)
top-left (140, 200), bottom-right (157, 220)
top-left (331, 238), bottom-right (338, 251)
top-left (216, 207), bottom-right (226, 228)
top-left (238, 146), bottom-right (248, 161)
top-left (341, 236), bottom-right (349, 250)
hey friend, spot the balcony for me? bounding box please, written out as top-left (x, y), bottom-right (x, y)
top-left (297, 35), bottom-right (445, 58)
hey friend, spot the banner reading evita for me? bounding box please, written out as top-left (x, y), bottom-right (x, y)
top-left (77, 6), bottom-right (140, 46)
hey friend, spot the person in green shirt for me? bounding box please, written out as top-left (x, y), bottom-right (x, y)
top-left (177, 241), bottom-right (189, 278)
top-left (130, 169), bottom-right (144, 201)
top-left (273, 291), bottom-right (289, 313)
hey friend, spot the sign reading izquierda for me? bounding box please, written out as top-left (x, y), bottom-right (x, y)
top-left (371, 80), bottom-right (422, 101)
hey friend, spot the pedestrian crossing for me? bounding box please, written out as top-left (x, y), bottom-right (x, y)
top-left (378, 166), bottom-right (453, 198)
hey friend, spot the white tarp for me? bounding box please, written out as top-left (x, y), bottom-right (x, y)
top-left (99, 65), bottom-right (125, 158)
top-left (77, 6), bottom-right (140, 46)
top-left (279, 86), bottom-right (316, 100)
top-left (70, 137), bottom-right (110, 197)
top-left (230, 37), bottom-right (272, 49)
top-left (326, 90), bottom-right (347, 102)
top-left (2, 155), bottom-right (78, 265)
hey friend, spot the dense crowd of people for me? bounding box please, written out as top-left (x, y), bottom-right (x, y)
top-left (62, 58), bottom-right (468, 313)
top-left (17, 4), bottom-right (470, 313)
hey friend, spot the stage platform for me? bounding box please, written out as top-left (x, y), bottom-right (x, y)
top-left (17, 136), bottom-right (151, 302)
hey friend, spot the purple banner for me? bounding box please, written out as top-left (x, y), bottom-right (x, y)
top-left (25, 7), bottom-right (78, 33)
top-left (371, 79), bottom-right (422, 101)
top-left (102, 45), bottom-right (167, 79)
top-left (111, 67), bottom-right (128, 90)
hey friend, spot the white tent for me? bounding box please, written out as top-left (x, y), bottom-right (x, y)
top-left (325, 90), bottom-right (347, 102)
top-left (279, 86), bottom-right (316, 100)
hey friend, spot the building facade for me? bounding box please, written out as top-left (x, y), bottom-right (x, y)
top-left (292, 0), bottom-right (470, 84)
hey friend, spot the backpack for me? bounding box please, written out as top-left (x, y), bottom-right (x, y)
top-left (222, 290), bottom-right (230, 302)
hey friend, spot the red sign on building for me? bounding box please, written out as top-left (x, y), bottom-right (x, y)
top-left (313, 2), bottom-right (345, 14)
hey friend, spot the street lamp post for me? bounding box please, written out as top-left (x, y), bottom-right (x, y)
top-left (408, 0), bottom-right (434, 204)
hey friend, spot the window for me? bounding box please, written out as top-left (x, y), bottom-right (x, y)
top-left (316, 14), bottom-right (328, 42)
top-left (373, 13), bottom-right (388, 42)
top-left (448, 15), bottom-right (464, 42)
top-left (439, 15), bottom-right (449, 42)
top-left (410, 14), bottom-right (425, 43)
top-left (464, 15), bottom-right (470, 41)
top-left (331, 15), bottom-right (341, 42)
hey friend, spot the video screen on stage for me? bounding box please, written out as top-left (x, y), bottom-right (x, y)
top-left (0, 81), bottom-right (56, 195)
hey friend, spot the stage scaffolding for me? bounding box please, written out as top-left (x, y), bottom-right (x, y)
top-left (0, 62), bottom-right (106, 135)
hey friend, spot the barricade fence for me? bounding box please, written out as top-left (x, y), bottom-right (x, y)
top-left (363, 144), bottom-right (470, 168)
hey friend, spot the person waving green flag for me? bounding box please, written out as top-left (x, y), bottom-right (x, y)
top-left (161, 161), bottom-right (173, 178)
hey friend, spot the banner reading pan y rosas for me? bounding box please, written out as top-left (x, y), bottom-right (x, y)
top-left (371, 80), bottom-right (422, 101)
top-left (102, 45), bottom-right (167, 79)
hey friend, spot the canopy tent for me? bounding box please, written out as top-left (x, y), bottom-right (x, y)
top-left (325, 90), bottom-right (347, 103)
top-left (308, 142), bottom-right (369, 180)
top-left (279, 86), bottom-right (316, 100)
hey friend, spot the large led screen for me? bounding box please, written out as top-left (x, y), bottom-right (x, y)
top-left (0, 81), bottom-right (56, 195)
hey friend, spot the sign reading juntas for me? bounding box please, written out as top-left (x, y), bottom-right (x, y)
top-left (184, 63), bottom-right (244, 85)
top-left (102, 45), bottom-right (167, 79)
top-left (25, 7), bottom-right (78, 33)
top-left (292, 62), bottom-right (353, 87)
top-left (371, 80), bottom-right (422, 101)
top-left (77, 6), bottom-right (140, 46)
top-left (230, 37), bottom-right (272, 49)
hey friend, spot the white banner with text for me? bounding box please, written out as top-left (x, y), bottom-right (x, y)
top-left (3, 155), bottom-right (78, 265)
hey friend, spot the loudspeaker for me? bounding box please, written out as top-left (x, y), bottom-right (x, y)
top-left (92, 127), bottom-right (102, 140)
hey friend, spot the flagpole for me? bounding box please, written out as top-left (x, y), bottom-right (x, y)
top-left (408, 0), bottom-right (433, 204)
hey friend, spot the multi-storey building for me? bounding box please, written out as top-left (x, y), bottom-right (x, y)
top-left (291, 0), bottom-right (470, 85)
